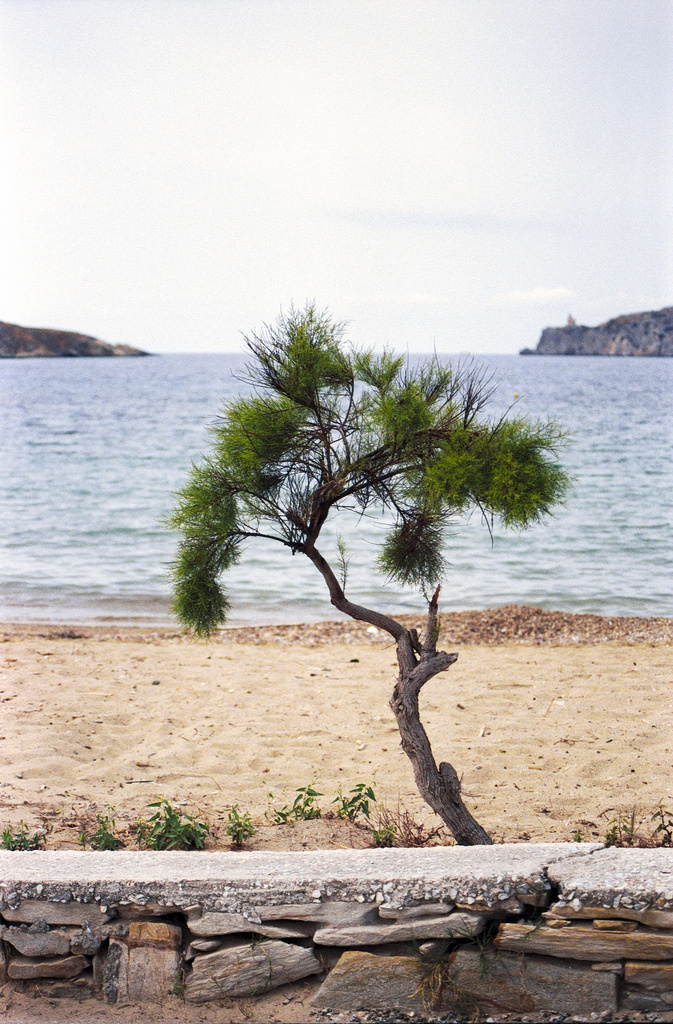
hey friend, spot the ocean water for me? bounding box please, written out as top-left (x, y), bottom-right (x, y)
top-left (1, 353), bottom-right (671, 626)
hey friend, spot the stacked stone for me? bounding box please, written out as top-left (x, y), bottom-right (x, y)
top-left (3, 846), bottom-right (673, 1018)
top-left (497, 901), bottom-right (673, 1015)
top-left (0, 898), bottom-right (181, 1003)
top-left (184, 900), bottom-right (490, 1004)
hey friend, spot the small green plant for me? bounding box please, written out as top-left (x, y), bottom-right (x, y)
top-left (78, 807), bottom-right (124, 850)
top-left (370, 818), bottom-right (399, 848)
top-left (171, 967), bottom-right (186, 997)
top-left (333, 782), bottom-right (377, 822)
top-left (135, 799), bottom-right (209, 850)
top-left (572, 829), bottom-right (583, 842)
top-left (225, 805), bottom-right (256, 847)
top-left (1, 820), bottom-right (49, 851)
top-left (268, 784), bottom-right (323, 824)
top-left (652, 805), bottom-right (673, 847)
top-left (603, 808), bottom-right (639, 848)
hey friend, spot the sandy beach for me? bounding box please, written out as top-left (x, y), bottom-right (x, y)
top-left (1, 606), bottom-right (672, 851)
top-left (1, 606), bottom-right (673, 1022)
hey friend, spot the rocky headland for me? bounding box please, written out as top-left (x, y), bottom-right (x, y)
top-left (521, 306), bottom-right (673, 356)
top-left (0, 320), bottom-right (150, 358)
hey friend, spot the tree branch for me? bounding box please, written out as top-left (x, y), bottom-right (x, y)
top-left (303, 539), bottom-right (409, 645)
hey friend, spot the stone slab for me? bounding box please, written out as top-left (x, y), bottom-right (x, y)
top-left (312, 950), bottom-right (426, 1012)
top-left (186, 909), bottom-right (313, 939)
top-left (625, 961), bottom-right (673, 993)
top-left (0, 899), bottom-right (113, 926)
top-left (447, 947), bottom-right (618, 1016)
top-left (621, 985), bottom-right (673, 1012)
top-left (549, 903), bottom-right (673, 929)
top-left (548, 847), bottom-right (673, 911)
top-left (7, 954), bottom-right (89, 980)
top-left (378, 902), bottom-right (453, 919)
top-left (127, 945), bottom-right (181, 1002)
top-left (312, 947), bottom-right (618, 1016)
top-left (30, 972), bottom-right (94, 1001)
top-left (257, 902), bottom-right (378, 925)
top-left (125, 920), bottom-right (181, 949)
top-left (185, 939), bottom-right (323, 1002)
top-left (313, 910), bottom-right (484, 946)
top-left (0, 844), bottom-right (600, 914)
top-left (496, 921), bottom-right (673, 961)
top-left (0, 924), bottom-right (72, 957)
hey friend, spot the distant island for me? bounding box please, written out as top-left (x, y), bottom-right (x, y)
top-left (521, 306), bottom-right (673, 356)
top-left (0, 320), bottom-right (150, 358)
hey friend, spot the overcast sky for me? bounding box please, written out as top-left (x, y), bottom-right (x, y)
top-left (1, 0), bottom-right (671, 354)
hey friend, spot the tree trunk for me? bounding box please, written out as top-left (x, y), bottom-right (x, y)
top-left (305, 544), bottom-right (492, 845)
top-left (390, 639), bottom-right (492, 846)
top-left (390, 589), bottom-right (492, 845)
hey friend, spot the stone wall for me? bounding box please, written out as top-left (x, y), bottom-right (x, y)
top-left (2, 845), bottom-right (673, 1018)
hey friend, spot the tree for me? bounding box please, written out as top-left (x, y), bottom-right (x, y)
top-left (170, 304), bottom-right (569, 845)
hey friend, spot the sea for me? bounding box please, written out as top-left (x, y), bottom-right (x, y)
top-left (1, 353), bottom-right (671, 626)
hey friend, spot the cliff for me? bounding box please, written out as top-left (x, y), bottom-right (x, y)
top-left (521, 307), bottom-right (673, 356)
top-left (0, 321), bottom-right (150, 358)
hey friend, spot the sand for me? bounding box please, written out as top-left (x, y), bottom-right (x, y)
top-left (1, 608), bottom-right (672, 1022)
top-left (1, 606), bottom-right (672, 850)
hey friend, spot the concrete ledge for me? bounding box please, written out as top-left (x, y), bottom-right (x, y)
top-left (0, 843), bottom-right (600, 912)
top-left (550, 847), bottom-right (673, 911)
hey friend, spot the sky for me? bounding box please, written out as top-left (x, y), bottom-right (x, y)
top-left (1, 0), bottom-right (672, 355)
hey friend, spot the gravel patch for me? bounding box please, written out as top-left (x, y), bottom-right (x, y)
top-left (5, 605), bottom-right (669, 646)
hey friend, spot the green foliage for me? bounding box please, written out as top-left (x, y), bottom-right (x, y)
top-left (377, 511), bottom-right (447, 589)
top-left (603, 808), bottom-right (639, 847)
top-left (170, 302), bottom-right (569, 635)
top-left (268, 784), bottom-right (323, 824)
top-left (78, 807), bottom-right (124, 850)
top-left (225, 805), bottom-right (256, 847)
top-left (422, 418), bottom-right (568, 528)
top-left (600, 805), bottom-right (673, 849)
top-left (653, 805), bottom-right (673, 847)
top-left (333, 782), bottom-right (377, 821)
top-left (335, 533), bottom-right (349, 591)
top-left (135, 799), bottom-right (209, 850)
top-left (1, 820), bottom-right (49, 851)
top-left (370, 820), bottom-right (399, 848)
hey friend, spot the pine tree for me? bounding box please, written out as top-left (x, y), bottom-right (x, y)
top-left (170, 304), bottom-right (569, 844)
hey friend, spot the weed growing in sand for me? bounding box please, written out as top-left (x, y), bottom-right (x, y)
top-left (225, 805), bottom-right (256, 847)
top-left (134, 799), bottom-right (209, 851)
top-left (267, 784), bottom-right (323, 824)
top-left (333, 782), bottom-right (377, 822)
top-left (1, 820), bottom-right (50, 851)
top-left (603, 808), bottom-right (640, 847)
top-left (78, 807), bottom-right (124, 850)
top-left (370, 818), bottom-right (399, 848)
top-left (652, 805), bottom-right (673, 846)
top-left (370, 804), bottom-right (446, 848)
top-left (600, 805), bottom-right (673, 849)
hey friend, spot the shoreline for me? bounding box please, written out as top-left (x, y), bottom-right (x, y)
top-left (2, 604), bottom-right (672, 645)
